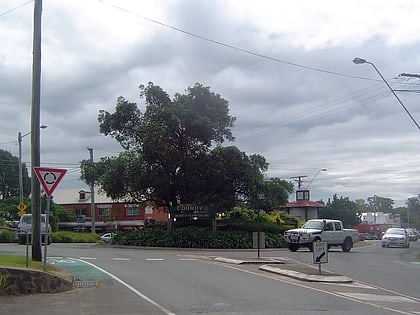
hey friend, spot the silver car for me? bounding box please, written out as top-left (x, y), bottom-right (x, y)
top-left (100, 232), bottom-right (115, 244)
top-left (381, 228), bottom-right (409, 248)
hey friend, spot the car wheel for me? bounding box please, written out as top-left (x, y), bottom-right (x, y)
top-left (287, 243), bottom-right (299, 252)
top-left (341, 237), bottom-right (353, 252)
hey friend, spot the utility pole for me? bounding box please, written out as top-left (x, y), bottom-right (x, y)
top-left (87, 147), bottom-right (96, 233)
top-left (290, 175), bottom-right (307, 189)
top-left (31, 0), bottom-right (43, 262)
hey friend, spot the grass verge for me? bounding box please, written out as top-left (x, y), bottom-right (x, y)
top-left (0, 254), bottom-right (56, 272)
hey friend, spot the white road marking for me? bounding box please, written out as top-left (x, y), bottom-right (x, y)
top-left (179, 258), bottom-right (197, 261)
top-left (146, 258), bottom-right (164, 261)
top-left (80, 257), bottom-right (96, 260)
top-left (338, 292), bottom-right (420, 304)
top-left (113, 257), bottom-right (131, 261)
top-left (203, 258), bottom-right (416, 315)
top-left (333, 281), bottom-right (378, 290)
top-left (73, 258), bottom-right (176, 315)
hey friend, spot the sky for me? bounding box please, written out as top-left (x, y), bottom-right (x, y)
top-left (1, 0), bottom-right (420, 208)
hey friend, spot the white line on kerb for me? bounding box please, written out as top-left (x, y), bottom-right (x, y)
top-left (73, 258), bottom-right (176, 315)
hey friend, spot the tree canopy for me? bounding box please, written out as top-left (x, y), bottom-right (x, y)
top-left (319, 194), bottom-right (362, 228)
top-left (81, 82), bottom-right (292, 213)
top-left (0, 149), bottom-right (30, 200)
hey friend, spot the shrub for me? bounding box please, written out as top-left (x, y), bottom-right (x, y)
top-left (0, 230), bottom-right (14, 243)
top-left (112, 226), bottom-right (286, 249)
top-left (52, 231), bottom-right (100, 243)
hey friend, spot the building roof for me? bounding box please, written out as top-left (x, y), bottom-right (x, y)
top-left (52, 188), bottom-right (116, 205)
top-left (285, 200), bottom-right (325, 208)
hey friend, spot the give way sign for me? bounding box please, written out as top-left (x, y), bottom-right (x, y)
top-left (33, 167), bottom-right (67, 197)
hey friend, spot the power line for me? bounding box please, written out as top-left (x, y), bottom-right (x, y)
top-left (96, 0), bottom-right (378, 82)
top-left (0, 0), bottom-right (33, 17)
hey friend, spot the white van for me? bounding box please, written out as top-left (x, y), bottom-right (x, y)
top-left (16, 214), bottom-right (52, 245)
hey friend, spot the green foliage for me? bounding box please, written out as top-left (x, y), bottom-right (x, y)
top-left (404, 196), bottom-right (420, 229)
top-left (82, 83), bottom-right (288, 213)
top-left (0, 149), bottom-right (29, 200)
top-left (366, 195), bottom-right (394, 213)
top-left (52, 231), bottom-right (100, 243)
top-left (0, 196), bottom-right (23, 221)
top-left (0, 229), bottom-right (14, 243)
top-left (112, 226), bottom-right (286, 249)
top-left (320, 194), bottom-right (362, 228)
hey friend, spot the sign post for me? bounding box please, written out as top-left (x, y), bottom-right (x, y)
top-left (33, 167), bottom-right (66, 270)
top-left (312, 241), bottom-right (328, 274)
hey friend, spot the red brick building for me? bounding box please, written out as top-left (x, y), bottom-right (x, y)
top-left (52, 188), bottom-right (168, 233)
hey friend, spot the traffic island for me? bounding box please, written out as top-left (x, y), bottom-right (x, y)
top-left (214, 257), bottom-right (284, 265)
top-left (260, 263), bottom-right (353, 283)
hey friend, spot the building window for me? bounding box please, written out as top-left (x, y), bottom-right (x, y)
top-left (145, 206), bottom-right (153, 214)
top-left (98, 207), bottom-right (110, 217)
top-left (75, 208), bottom-right (87, 216)
top-left (126, 205), bottom-right (139, 216)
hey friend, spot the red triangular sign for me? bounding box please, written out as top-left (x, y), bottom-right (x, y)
top-left (33, 167), bottom-right (67, 197)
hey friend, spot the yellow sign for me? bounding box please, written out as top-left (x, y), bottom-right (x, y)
top-left (17, 202), bottom-right (27, 216)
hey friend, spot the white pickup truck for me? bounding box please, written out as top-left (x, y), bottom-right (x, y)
top-left (15, 214), bottom-right (52, 245)
top-left (284, 219), bottom-right (359, 252)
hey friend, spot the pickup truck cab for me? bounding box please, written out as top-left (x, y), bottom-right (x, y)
top-left (284, 219), bottom-right (359, 252)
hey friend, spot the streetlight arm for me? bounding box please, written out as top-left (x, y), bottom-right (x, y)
top-left (368, 62), bottom-right (420, 131)
top-left (353, 57), bottom-right (420, 132)
top-left (307, 168), bottom-right (327, 188)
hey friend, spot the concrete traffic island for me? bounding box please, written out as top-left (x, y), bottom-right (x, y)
top-left (214, 256), bottom-right (353, 283)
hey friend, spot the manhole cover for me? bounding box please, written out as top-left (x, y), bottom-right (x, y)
top-left (74, 280), bottom-right (97, 288)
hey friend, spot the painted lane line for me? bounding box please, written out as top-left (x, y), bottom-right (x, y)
top-left (203, 259), bottom-right (415, 315)
top-left (179, 258), bottom-right (197, 261)
top-left (113, 257), bottom-right (131, 261)
top-left (146, 258), bottom-right (164, 261)
top-left (72, 258), bottom-right (176, 315)
top-left (338, 292), bottom-right (420, 304)
top-left (80, 257), bottom-right (96, 260)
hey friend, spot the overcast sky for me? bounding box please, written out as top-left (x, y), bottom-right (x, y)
top-left (2, 0), bottom-right (420, 207)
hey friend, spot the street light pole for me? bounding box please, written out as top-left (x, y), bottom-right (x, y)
top-left (18, 125), bottom-right (47, 206)
top-left (18, 131), bottom-right (25, 205)
top-left (87, 147), bottom-right (96, 234)
top-left (353, 57), bottom-right (420, 132)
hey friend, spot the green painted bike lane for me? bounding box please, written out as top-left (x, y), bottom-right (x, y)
top-left (47, 257), bottom-right (113, 281)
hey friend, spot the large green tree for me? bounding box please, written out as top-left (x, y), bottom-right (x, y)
top-left (320, 194), bottom-right (362, 228)
top-left (402, 196), bottom-right (420, 229)
top-left (82, 82), bottom-right (293, 213)
top-left (366, 195), bottom-right (394, 213)
top-left (0, 149), bottom-right (30, 200)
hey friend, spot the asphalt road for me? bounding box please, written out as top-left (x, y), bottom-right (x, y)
top-left (1, 241), bottom-right (419, 314)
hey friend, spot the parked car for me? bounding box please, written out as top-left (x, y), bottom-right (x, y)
top-left (358, 232), bottom-right (378, 241)
top-left (406, 228), bottom-right (418, 242)
top-left (100, 232), bottom-right (115, 244)
top-left (381, 228), bottom-right (409, 248)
